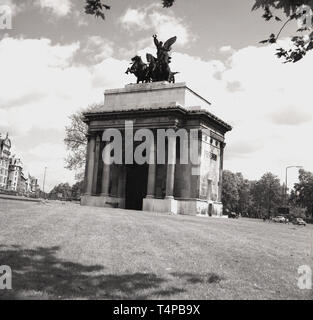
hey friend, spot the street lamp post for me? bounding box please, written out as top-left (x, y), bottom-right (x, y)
top-left (285, 165), bottom-right (302, 205)
top-left (42, 166), bottom-right (47, 198)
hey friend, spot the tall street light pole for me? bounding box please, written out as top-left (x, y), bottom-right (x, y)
top-left (42, 166), bottom-right (47, 198)
top-left (285, 165), bottom-right (302, 205)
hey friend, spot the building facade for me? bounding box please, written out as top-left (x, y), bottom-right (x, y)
top-left (81, 82), bottom-right (231, 216)
top-left (28, 175), bottom-right (40, 193)
top-left (0, 133), bottom-right (11, 190)
top-left (7, 157), bottom-right (26, 193)
top-left (0, 133), bottom-right (39, 195)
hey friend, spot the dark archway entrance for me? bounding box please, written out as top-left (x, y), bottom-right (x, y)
top-left (125, 164), bottom-right (148, 210)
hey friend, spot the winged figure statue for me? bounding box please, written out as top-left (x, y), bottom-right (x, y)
top-left (126, 35), bottom-right (178, 83)
top-left (153, 34), bottom-right (177, 63)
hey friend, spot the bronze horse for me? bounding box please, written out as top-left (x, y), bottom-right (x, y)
top-left (125, 51), bottom-right (178, 83)
top-left (125, 36), bottom-right (179, 83)
top-left (125, 56), bottom-right (149, 84)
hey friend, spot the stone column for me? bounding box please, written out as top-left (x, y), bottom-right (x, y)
top-left (218, 142), bottom-right (225, 202)
top-left (84, 134), bottom-right (96, 195)
top-left (146, 137), bottom-right (156, 199)
top-left (117, 165), bottom-right (126, 198)
top-left (92, 135), bottom-right (101, 195)
top-left (101, 141), bottom-right (111, 196)
top-left (165, 135), bottom-right (176, 199)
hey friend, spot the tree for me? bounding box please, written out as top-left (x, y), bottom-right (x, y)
top-left (251, 172), bottom-right (284, 217)
top-left (64, 110), bottom-right (88, 180)
top-left (71, 180), bottom-right (84, 199)
top-left (49, 183), bottom-right (72, 199)
top-left (253, 1), bottom-right (313, 63)
top-left (291, 169), bottom-right (313, 216)
top-left (221, 170), bottom-right (240, 213)
top-left (236, 173), bottom-right (254, 216)
top-left (222, 171), bottom-right (256, 216)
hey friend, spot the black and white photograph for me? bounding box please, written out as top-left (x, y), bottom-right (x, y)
top-left (0, 0), bottom-right (313, 305)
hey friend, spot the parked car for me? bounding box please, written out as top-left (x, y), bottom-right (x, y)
top-left (228, 211), bottom-right (239, 219)
top-left (292, 218), bottom-right (306, 226)
top-left (272, 216), bottom-right (287, 223)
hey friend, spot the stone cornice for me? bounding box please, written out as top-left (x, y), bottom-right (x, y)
top-left (83, 106), bottom-right (232, 133)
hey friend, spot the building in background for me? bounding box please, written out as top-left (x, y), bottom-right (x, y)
top-left (7, 156), bottom-right (23, 192)
top-left (28, 174), bottom-right (40, 195)
top-left (1, 132), bottom-right (40, 196)
top-left (0, 133), bottom-right (11, 190)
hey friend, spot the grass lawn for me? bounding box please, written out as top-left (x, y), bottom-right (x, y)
top-left (0, 199), bottom-right (313, 300)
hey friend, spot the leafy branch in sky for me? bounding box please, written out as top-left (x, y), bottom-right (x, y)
top-left (84, 0), bottom-right (175, 20)
top-left (84, 0), bottom-right (111, 20)
top-left (253, 0), bottom-right (313, 62)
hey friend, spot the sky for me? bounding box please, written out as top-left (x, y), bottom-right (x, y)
top-left (0, 0), bottom-right (312, 192)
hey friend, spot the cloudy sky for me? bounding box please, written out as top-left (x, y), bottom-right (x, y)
top-left (0, 0), bottom-right (312, 192)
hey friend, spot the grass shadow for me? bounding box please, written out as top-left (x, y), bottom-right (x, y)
top-left (0, 245), bottom-right (221, 300)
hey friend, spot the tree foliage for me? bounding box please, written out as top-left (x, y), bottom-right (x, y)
top-left (84, 0), bottom-right (111, 20)
top-left (84, 0), bottom-right (175, 20)
top-left (254, 0), bottom-right (313, 62)
top-left (236, 173), bottom-right (253, 215)
top-left (251, 172), bottom-right (284, 217)
top-left (64, 110), bottom-right (88, 180)
top-left (71, 180), bottom-right (84, 199)
top-left (221, 170), bottom-right (240, 213)
top-left (49, 182), bottom-right (72, 199)
top-left (49, 181), bottom-right (84, 200)
top-left (222, 170), bottom-right (284, 218)
top-left (253, 1), bottom-right (313, 16)
top-left (291, 169), bottom-right (313, 216)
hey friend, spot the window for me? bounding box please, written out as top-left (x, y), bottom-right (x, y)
top-left (210, 153), bottom-right (217, 161)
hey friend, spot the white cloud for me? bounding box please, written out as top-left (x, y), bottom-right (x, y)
top-left (37, 0), bottom-right (72, 17)
top-left (0, 37), bottom-right (127, 190)
top-left (219, 45), bottom-right (233, 53)
top-left (119, 6), bottom-right (193, 46)
top-left (83, 36), bottom-right (114, 62)
top-left (268, 106), bottom-right (313, 125)
top-left (119, 8), bottom-right (148, 30)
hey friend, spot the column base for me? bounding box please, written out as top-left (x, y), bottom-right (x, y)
top-left (142, 198), bottom-right (224, 216)
top-left (210, 201), bottom-right (224, 217)
top-left (143, 197), bottom-right (178, 214)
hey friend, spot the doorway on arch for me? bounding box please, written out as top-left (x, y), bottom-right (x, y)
top-left (125, 163), bottom-right (148, 210)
